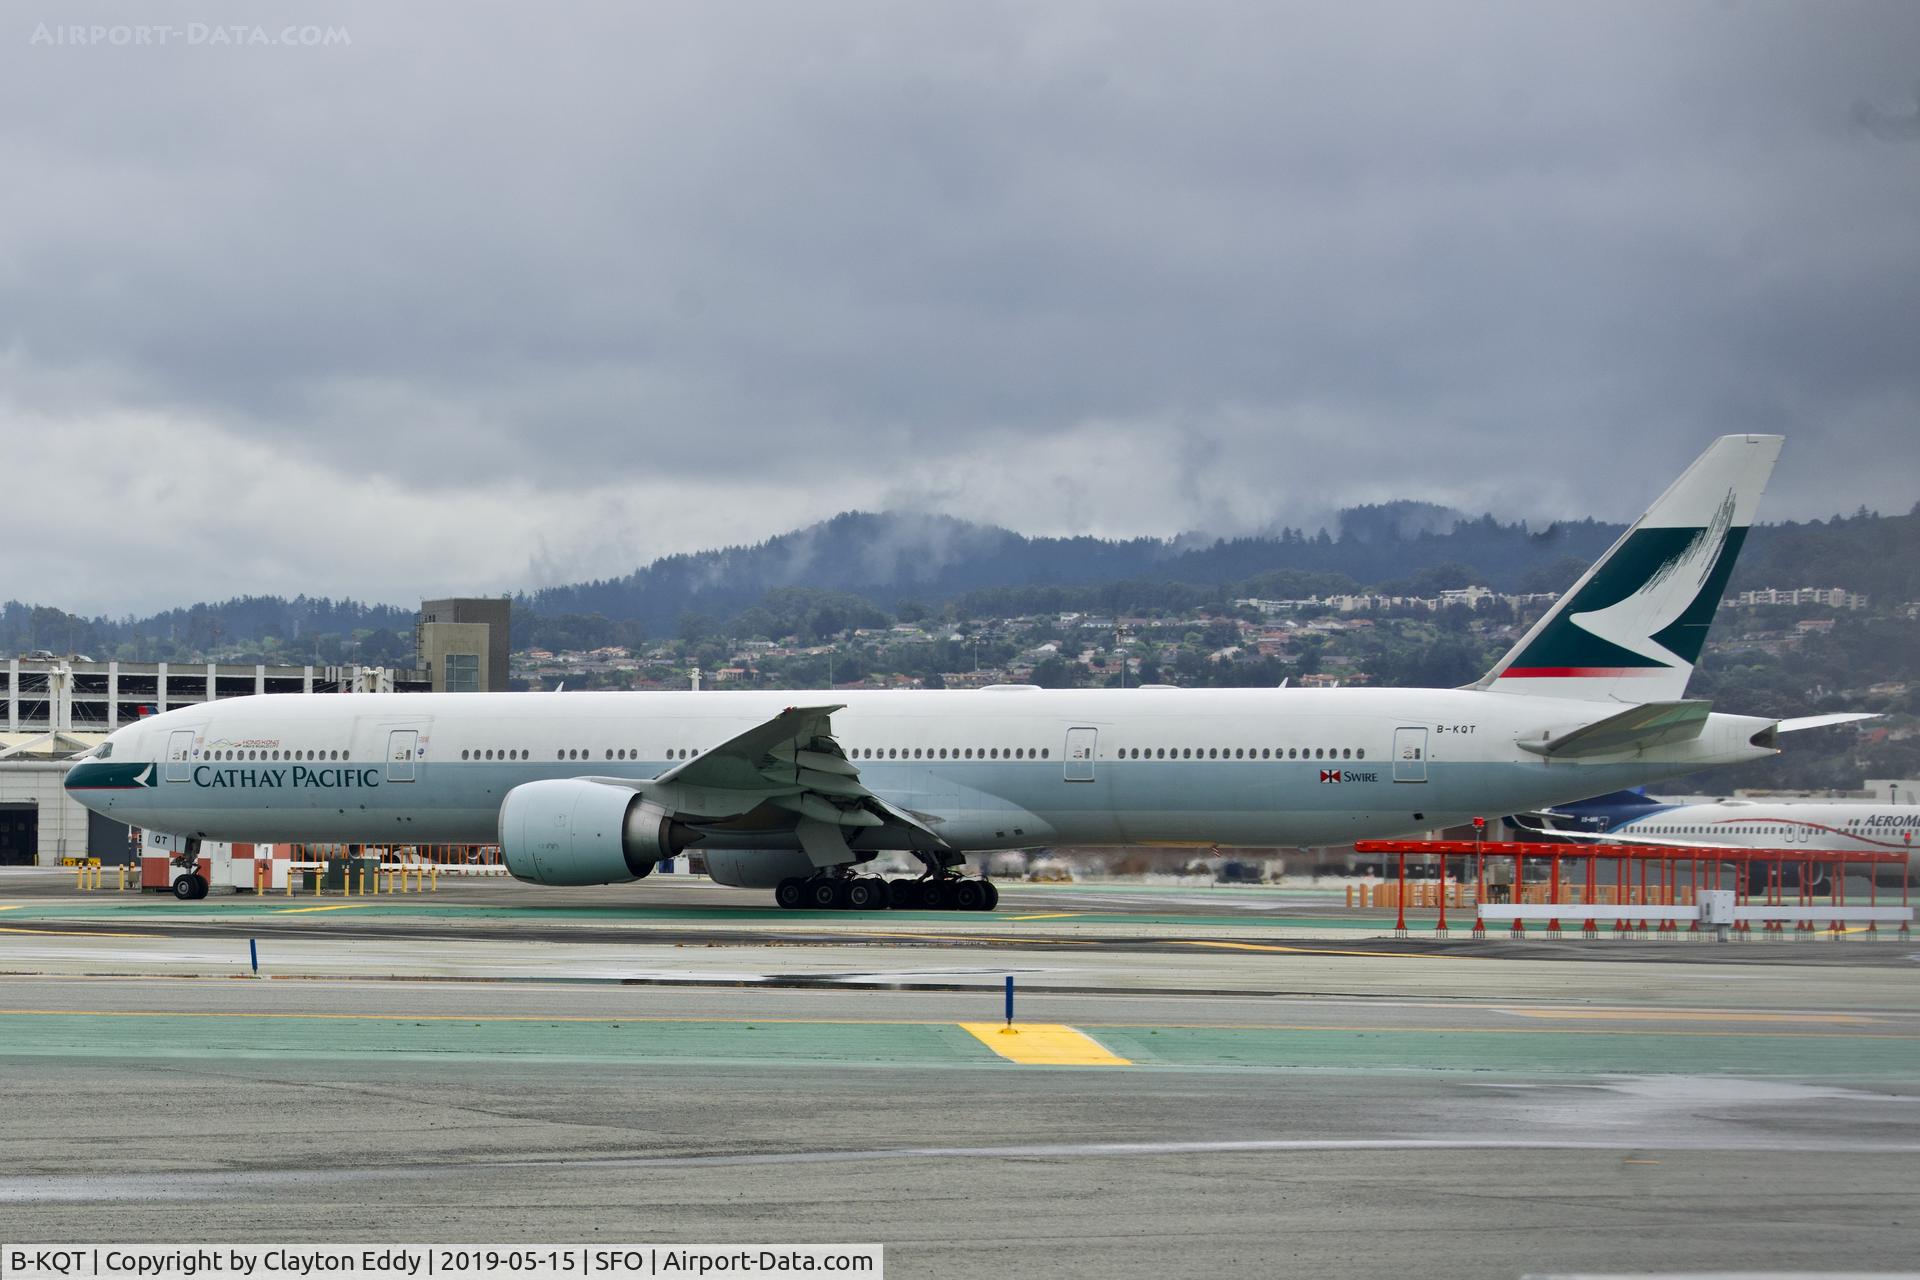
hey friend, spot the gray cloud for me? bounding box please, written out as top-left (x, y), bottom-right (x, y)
top-left (3, 0), bottom-right (1918, 614)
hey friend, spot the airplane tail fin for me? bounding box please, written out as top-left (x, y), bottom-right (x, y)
top-left (1476, 434), bottom-right (1782, 703)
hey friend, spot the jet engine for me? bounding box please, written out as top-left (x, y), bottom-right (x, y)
top-left (499, 779), bottom-right (694, 886)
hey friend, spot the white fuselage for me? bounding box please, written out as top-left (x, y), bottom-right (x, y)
top-left (1607, 800), bottom-right (1920, 853)
top-left (70, 686), bottom-right (1780, 853)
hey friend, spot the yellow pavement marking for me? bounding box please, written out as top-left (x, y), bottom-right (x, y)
top-left (0, 926), bottom-right (161, 939)
top-left (0, 905), bottom-right (24, 912)
top-left (1503, 1008), bottom-right (1878, 1025)
top-left (1004, 913), bottom-right (1080, 921)
top-left (1175, 939), bottom-right (1468, 960)
top-left (960, 1022), bottom-right (1131, 1066)
top-left (848, 930), bottom-right (1087, 946)
top-left (274, 904), bottom-right (378, 914)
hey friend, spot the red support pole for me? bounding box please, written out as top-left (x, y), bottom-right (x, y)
top-left (1395, 851), bottom-right (1407, 937)
top-left (1547, 850), bottom-right (1561, 937)
top-left (1772, 855), bottom-right (1785, 935)
top-left (1832, 855), bottom-right (1845, 939)
top-left (1687, 855), bottom-right (1700, 934)
top-left (1614, 853), bottom-right (1628, 936)
top-left (1869, 856), bottom-right (1879, 938)
top-left (1472, 838), bottom-right (1486, 938)
top-left (1511, 852), bottom-right (1526, 938)
top-left (1435, 852), bottom-right (1448, 934)
top-left (1902, 850), bottom-right (1911, 941)
top-left (1801, 857), bottom-right (1814, 934)
top-left (1663, 856), bottom-right (1677, 934)
top-left (1583, 850), bottom-right (1597, 938)
top-left (1638, 854), bottom-right (1650, 935)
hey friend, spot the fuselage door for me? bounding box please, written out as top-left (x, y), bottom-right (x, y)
top-left (387, 729), bottom-right (419, 783)
top-left (1064, 727), bottom-right (1097, 782)
top-left (164, 730), bottom-right (195, 783)
top-left (1392, 727), bottom-right (1428, 783)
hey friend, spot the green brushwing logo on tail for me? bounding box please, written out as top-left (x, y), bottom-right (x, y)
top-left (1500, 491), bottom-right (1744, 680)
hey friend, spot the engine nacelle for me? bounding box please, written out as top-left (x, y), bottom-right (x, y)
top-left (499, 779), bottom-right (691, 886)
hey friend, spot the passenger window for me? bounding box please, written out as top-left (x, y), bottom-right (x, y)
top-left (1041, 749), bottom-right (1049, 759)
top-left (1356, 749), bottom-right (1364, 760)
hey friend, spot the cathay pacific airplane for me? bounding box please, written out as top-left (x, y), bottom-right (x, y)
top-left (67, 434), bottom-right (1848, 910)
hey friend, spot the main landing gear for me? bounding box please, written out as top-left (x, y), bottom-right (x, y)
top-left (774, 875), bottom-right (999, 912)
top-left (171, 874), bottom-right (209, 900)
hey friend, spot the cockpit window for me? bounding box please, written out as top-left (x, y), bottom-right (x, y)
top-left (96, 743), bottom-right (113, 760)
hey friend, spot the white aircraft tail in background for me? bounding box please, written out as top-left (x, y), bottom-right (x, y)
top-left (1476, 433), bottom-right (1783, 704)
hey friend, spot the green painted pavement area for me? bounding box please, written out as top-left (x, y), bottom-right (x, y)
top-left (0, 1012), bottom-right (1911, 1078)
top-left (0, 1012), bottom-right (988, 1067)
top-left (1093, 1024), bottom-right (1920, 1078)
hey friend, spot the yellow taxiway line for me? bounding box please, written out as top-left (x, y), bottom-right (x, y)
top-left (0, 926), bottom-right (161, 939)
top-left (1174, 939), bottom-right (1470, 960)
top-left (274, 904), bottom-right (379, 914)
top-left (1003, 913), bottom-right (1081, 921)
top-left (960, 1022), bottom-right (1132, 1066)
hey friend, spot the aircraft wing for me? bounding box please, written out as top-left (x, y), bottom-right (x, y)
top-left (584, 703), bottom-right (952, 861)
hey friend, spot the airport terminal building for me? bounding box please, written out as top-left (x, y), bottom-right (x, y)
top-left (0, 597), bottom-right (508, 866)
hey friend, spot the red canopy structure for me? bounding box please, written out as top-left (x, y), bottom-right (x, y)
top-left (1352, 838), bottom-right (1911, 940)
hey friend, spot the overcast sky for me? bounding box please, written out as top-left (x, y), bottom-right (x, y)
top-left (5, 1), bottom-right (1918, 615)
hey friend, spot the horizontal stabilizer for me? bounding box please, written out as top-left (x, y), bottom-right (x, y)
top-left (1774, 712), bottom-right (1879, 735)
top-left (1518, 700), bottom-right (1712, 758)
